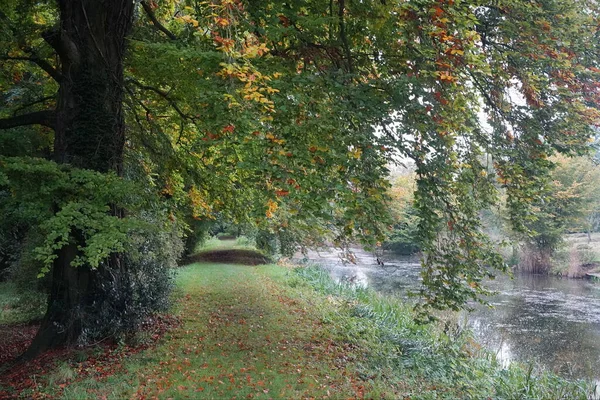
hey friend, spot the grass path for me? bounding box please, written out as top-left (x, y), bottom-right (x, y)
top-left (3, 256), bottom-right (595, 399)
top-left (59, 263), bottom-right (367, 399)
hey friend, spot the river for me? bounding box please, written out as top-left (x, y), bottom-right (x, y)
top-left (298, 247), bottom-right (600, 382)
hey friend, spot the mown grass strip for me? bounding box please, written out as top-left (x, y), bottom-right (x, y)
top-left (23, 263), bottom-right (373, 399)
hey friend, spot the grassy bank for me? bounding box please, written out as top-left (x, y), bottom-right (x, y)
top-left (556, 233), bottom-right (600, 276)
top-left (291, 266), bottom-right (596, 399)
top-left (2, 261), bottom-right (596, 399)
top-left (4, 263), bottom-right (370, 398)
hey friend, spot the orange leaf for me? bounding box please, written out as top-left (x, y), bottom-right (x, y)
top-left (222, 124), bottom-right (235, 133)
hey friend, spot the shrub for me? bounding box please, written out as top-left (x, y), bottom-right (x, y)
top-left (235, 235), bottom-right (254, 247)
top-left (76, 218), bottom-right (183, 345)
top-left (7, 230), bottom-right (51, 293)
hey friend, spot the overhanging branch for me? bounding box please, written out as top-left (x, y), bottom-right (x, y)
top-left (140, 1), bottom-right (178, 40)
top-left (466, 69), bottom-right (507, 120)
top-left (12, 96), bottom-right (56, 115)
top-left (0, 55), bottom-right (62, 82)
top-left (126, 78), bottom-right (194, 122)
top-left (0, 110), bottom-right (56, 130)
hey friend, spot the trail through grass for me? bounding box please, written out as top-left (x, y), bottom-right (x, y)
top-left (3, 257), bottom-right (595, 399)
top-left (53, 263), bottom-right (367, 399)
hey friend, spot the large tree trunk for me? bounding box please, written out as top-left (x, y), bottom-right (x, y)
top-left (24, 0), bottom-right (134, 359)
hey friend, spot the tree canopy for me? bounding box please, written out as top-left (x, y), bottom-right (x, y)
top-left (1, 0), bottom-right (598, 352)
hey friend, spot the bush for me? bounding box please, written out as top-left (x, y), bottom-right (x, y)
top-left (183, 219), bottom-right (213, 255)
top-left (384, 210), bottom-right (420, 256)
top-left (0, 230), bottom-right (19, 282)
top-left (235, 235), bottom-right (254, 247)
top-left (77, 219), bottom-right (183, 345)
top-left (383, 239), bottom-right (420, 255)
top-left (0, 282), bottom-right (46, 324)
top-left (7, 230), bottom-right (51, 293)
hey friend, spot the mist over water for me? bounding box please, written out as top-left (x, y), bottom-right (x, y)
top-left (298, 247), bottom-right (600, 381)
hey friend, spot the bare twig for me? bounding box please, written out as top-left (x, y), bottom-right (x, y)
top-left (126, 78), bottom-right (193, 122)
top-left (12, 96), bottom-right (56, 115)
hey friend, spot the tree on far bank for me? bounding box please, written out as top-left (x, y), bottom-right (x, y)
top-left (521, 155), bottom-right (600, 272)
top-left (386, 172), bottom-right (420, 255)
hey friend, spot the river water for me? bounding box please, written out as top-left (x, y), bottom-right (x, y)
top-left (298, 247), bottom-right (600, 381)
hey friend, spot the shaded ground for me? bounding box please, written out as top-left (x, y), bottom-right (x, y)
top-left (0, 315), bottom-right (179, 398)
top-left (0, 322), bottom-right (39, 366)
top-left (183, 249), bottom-right (271, 266)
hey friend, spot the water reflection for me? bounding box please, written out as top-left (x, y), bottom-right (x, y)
top-left (298, 247), bottom-right (421, 294)
top-left (298, 247), bottom-right (600, 380)
top-left (470, 273), bottom-right (600, 380)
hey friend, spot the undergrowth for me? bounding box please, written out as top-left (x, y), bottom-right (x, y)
top-left (0, 282), bottom-right (46, 325)
top-left (194, 236), bottom-right (257, 252)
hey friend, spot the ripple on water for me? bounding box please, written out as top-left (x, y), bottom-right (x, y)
top-left (299, 247), bottom-right (600, 380)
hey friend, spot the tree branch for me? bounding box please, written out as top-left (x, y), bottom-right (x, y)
top-left (466, 69), bottom-right (507, 119)
top-left (125, 86), bottom-right (151, 116)
top-left (0, 110), bottom-right (56, 130)
top-left (42, 28), bottom-right (80, 68)
top-left (0, 11), bottom-right (63, 81)
top-left (126, 78), bottom-right (194, 122)
top-left (140, 1), bottom-right (178, 40)
top-left (338, 0), bottom-right (353, 73)
top-left (12, 96), bottom-right (56, 115)
top-left (0, 55), bottom-right (62, 82)
top-left (283, 22), bottom-right (343, 69)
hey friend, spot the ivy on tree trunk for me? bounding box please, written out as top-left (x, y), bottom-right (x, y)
top-left (23, 0), bottom-right (134, 358)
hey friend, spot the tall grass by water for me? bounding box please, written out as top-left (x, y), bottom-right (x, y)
top-left (290, 265), bottom-right (597, 399)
